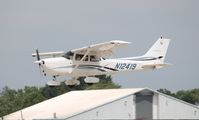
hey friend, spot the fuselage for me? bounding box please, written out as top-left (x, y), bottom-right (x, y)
top-left (40, 56), bottom-right (158, 78)
top-left (32, 38), bottom-right (171, 87)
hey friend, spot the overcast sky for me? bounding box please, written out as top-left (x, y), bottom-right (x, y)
top-left (0, 0), bottom-right (198, 92)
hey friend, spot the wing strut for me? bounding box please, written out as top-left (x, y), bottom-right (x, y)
top-left (71, 47), bottom-right (91, 73)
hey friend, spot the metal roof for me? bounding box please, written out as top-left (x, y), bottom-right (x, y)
top-left (3, 88), bottom-right (144, 120)
top-left (3, 88), bottom-right (199, 120)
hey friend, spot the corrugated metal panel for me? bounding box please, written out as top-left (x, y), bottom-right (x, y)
top-left (154, 89), bottom-right (199, 109)
top-left (3, 88), bottom-right (144, 120)
top-left (68, 95), bottom-right (136, 120)
top-left (3, 88), bottom-right (199, 120)
top-left (158, 94), bottom-right (199, 119)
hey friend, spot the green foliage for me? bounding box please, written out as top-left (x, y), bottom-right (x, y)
top-left (22, 86), bottom-right (46, 108)
top-left (157, 88), bottom-right (176, 97)
top-left (40, 75), bottom-right (120, 98)
top-left (75, 75), bottom-right (121, 90)
top-left (158, 88), bottom-right (199, 105)
top-left (0, 87), bottom-right (17, 117)
top-left (86, 75), bottom-right (120, 90)
top-left (0, 75), bottom-right (120, 117)
top-left (2, 75), bottom-right (198, 118)
top-left (176, 89), bottom-right (199, 104)
top-left (40, 82), bottom-right (71, 99)
top-left (0, 86), bottom-right (46, 117)
top-left (86, 81), bottom-right (120, 90)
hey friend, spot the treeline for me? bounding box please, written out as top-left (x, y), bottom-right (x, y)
top-left (1, 76), bottom-right (199, 117)
top-left (0, 75), bottom-right (120, 117)
top-left (158, 88), bottom-right (199, 105)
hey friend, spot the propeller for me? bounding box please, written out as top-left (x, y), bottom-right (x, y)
top-left (34, 49), bottom-right (43, 76)
top-left (36, 49), bottom-right (40, 61)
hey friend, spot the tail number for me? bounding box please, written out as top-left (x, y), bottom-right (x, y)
top-left (115, 63), bottom-right (137, 70)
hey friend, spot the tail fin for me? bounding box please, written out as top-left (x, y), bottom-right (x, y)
top-left (143, 37), bottom-right (171, 63)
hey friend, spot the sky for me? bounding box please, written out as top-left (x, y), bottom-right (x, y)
top-left (0, 0), bottom-right (198, 92)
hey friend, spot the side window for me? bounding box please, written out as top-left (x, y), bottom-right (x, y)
top-left (84, 55), bottom-right (88, 61)
top-left (75, 54), bottom-right (83, 61)
top-left (90, 55), bottom-right (99, 62)
top-left (75, 54), bottom-right (88, 61)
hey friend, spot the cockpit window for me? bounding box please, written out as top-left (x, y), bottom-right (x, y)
top-left (101, 57), bottom-right (106, 60)
top-left (64, 52), bottom-right (100, 62)
top-left (84, 55), bottom-right (88, 61)
top-left (75, 54), bottom-right (84, 61)
top-left (90, 55), bottom-right (99, 62)
top-left (75, 54), bottom-right (89, 61)
top-left (63, 51), bottom-right (74, 59)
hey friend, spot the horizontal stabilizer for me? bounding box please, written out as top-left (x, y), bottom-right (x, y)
top-left (142, 63), bottom-right (172, 69)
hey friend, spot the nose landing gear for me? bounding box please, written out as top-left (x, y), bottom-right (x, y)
top-left (47, 76), bottom-right (61, 87)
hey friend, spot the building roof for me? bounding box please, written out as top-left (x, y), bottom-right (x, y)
top-left (3, 88), bottom-right (199, 120)
top-left (3, 88), bottom-right (144, 120)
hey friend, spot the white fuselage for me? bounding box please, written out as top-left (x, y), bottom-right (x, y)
top-left (40, 57), bottom-right (159, 78)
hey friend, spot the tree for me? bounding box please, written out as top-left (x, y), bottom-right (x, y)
top-left (0, 75), bottom-right (118, 117)
top-left (86, 75), bottom-right (120, 90)
top-left (21, 86), bottom-right (46, 108)
top-left (0, 86), bottom-right (17, 117)
top-left (40, 75), bottom-right (121, 98)
top-left (0, 86), bottom-right (46, 117)
top-left (40, 82), bottom-right (71, 99)
top-left (157, 88), bottom-right (176, 97)
top-left (158, 88), bottom-right (199, 105)
top-left (176, 89), bottom-right (199, 104)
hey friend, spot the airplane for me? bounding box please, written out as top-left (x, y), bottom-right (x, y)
top-left (32, 37), bottom-right (171, 86)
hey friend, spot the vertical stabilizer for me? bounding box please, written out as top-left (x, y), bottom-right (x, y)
top-left (143, 37), bottom-right (171, 63)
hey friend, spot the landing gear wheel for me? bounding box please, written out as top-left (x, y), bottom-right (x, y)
top-left (47, 80), bottom-right (61, 87)
top-left (65, 79), bottom-right (80, 86)
top-left (84, 77), bottom-right (99, 84)
top-left (47, 76), bottom-right (61, 87)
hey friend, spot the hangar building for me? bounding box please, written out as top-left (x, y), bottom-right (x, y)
top-left (2, 88), bottom-right (199, 120)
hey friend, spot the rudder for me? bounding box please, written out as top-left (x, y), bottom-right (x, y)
top-left (143, 37), bottom-right (171, 63)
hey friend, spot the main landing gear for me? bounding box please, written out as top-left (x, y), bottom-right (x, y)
top-left (65, 79), bottom-right (80, 86)
top-left (46, 76), bottom-right (100, 87)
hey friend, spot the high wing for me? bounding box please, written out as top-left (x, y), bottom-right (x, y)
top-left (71, 40), bottom-right (130, 57)
top-left (32, 40), bottom-right (130, 59)
top-left (32, 51), bottom-right (65, 58)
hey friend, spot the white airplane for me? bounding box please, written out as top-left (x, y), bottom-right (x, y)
top-left (32, 37), bottom-right (171, 86)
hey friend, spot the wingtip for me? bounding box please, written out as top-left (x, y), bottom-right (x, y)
top-left (110, 40), bottom-right (131, 44)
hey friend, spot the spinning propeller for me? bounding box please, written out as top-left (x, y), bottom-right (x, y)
top-left (34, 49), bottom-right (44, 76)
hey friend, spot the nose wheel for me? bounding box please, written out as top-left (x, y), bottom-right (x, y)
top-left (47, 76), bottom-right (61, 87)
top-left (53, 76), bottom-right (57, 81)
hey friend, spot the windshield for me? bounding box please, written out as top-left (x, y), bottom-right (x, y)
top-left (63, 51), bottom-right (74, 60)
top-left (63, 52), bottom-right (103, 62)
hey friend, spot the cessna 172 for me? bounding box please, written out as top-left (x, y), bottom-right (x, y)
top-left (32, 37), bottom-right (171, 86)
